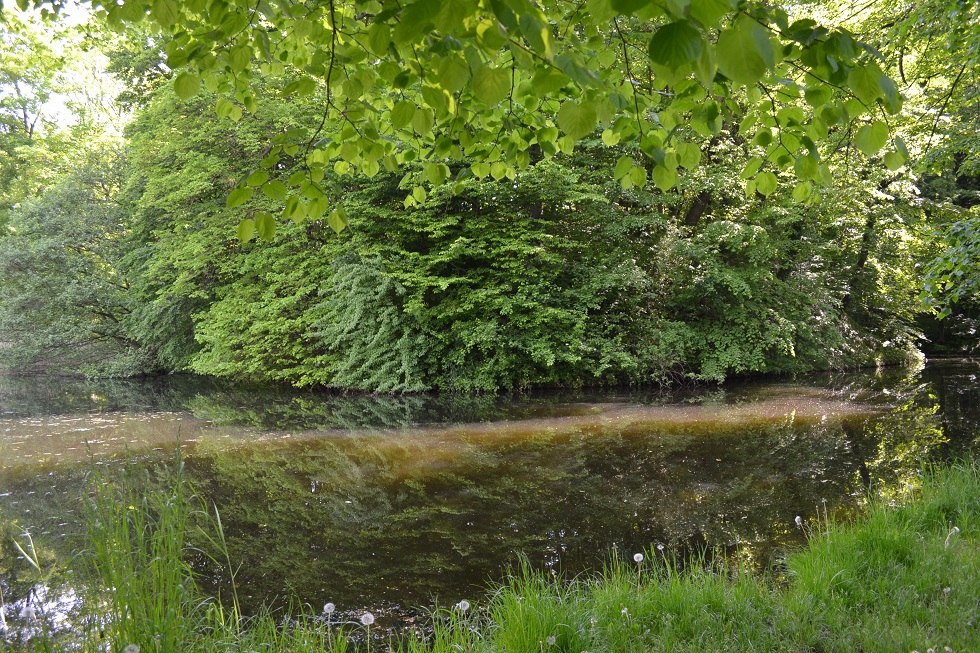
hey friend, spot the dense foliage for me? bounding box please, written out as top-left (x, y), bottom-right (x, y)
top-left (0, 2), bottom-right (977, 390)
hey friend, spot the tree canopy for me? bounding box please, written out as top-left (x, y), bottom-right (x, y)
top-left (11, 0), bottom-right (917, 236)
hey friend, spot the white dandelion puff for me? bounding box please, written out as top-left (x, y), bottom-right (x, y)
top-left (944, 526), bottom-right (961, 549)
top-left (795, 515), bottom-right (803, 529)
top-left (323, 602), bottom-right (336, 615)
top-left (633, 552), bottom-right (644, 563)
top-left (123, 645), bottom-right (140, 653)
top-left (360, 612), bottom-right (375, 626)
top-left (546, 635), bottom-right (556, 646)
top-left (455, 600), bottom-right (470, 612)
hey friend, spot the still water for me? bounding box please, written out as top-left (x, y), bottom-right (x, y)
top-left (1, 359), bottom-right (978, 638)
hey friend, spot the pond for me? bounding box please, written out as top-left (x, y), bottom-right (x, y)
top-left (1, 359), bottom-right (978, 642)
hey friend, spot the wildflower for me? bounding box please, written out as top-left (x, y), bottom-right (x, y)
top-left (546, 635), bottom-right (556, 646)
top-left (795, 515), bottom-right (803, 528)
top-left (360, 612), bottom-right (375, 626)
top-left (944, 526), bottom-right (960, 549)
top-left (455, 600), bottom-right (470, 612)
top-left (656, 543), bottom-right (665, 552)
top-left (323, 602), bottom-right (336, 615)
top-left (123, 646), bottom-right (140, 653)
top-left (633, 552), bottom-right (644, 563)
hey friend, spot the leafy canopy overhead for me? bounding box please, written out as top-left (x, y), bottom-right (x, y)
top-left (13, 0), bottom-right (904, 232)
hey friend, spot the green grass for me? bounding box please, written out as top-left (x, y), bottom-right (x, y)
top-left (10, 461), bottom-right (980, 652)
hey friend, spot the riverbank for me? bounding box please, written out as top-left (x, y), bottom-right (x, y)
top-left (8, 461), bottom-right (977, 652)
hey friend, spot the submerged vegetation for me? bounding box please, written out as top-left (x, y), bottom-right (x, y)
top-left (2, 461), bottom-right (977, 651)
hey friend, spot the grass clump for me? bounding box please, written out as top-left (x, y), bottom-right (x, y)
top-left (10, 462), bottom-right (979, 652)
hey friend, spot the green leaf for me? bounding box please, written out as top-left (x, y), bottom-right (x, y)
top-left (247, 170), bottom-right (270, 187)
top-left (230, 45), bottom-right (251, 73)
top-left (174, 72), bottom-right (201, 100)
top-left (611, 0), bottom-right (650, 15)
top-left (472, 66), bottom-right (510, 105)
top-left (793, 155), bottom-right (818, 180)
top-left (652, 164), bottom-right (677, 191)
top-left (716, 16), bottom-right (775, 85)
top-left (847, 64), bottom-right (886, 107)
top-left (226, 185), bottom-right (253, 208)
top-left (627, 165), bottom-right (646, 188)
top-left (614, 155), bottom-right (633, 180)
top-left (237, 218), bottom-right (255, 242)
top-left (883, 149), bottom-right (906, 170)
top-left (741, 156), bottom-right (764, 179)
top-left (557, 100), bottom-right (598, 140)
top-left (879, 75), bottom-right (902, 114)
top-left (262, 180), bottom-right (289, 202)
top-left (328, 206), bottom-right (348, 234)
top-left (854, 121), bottom-right (889, 156)
top-left (151, 0), bottom-right (179, 28)
top-left (255, 211), bottom-right (276, 240)
top-left (601, 129), bottom-right (621, 146)
top-left (755, 171), bottom-right (778, 196)
top-left (677, 141), bottom-right (701, 169)
top-left (367, 22), bottom-right (391, 56)
top-left (648, 21), bottom-right (705, 70)
top-left (490, 161), bottom-right (508, 180)
top-left (411, 107), bottom-right (434, 135)
top-left (689, 0), bottom-right (735, 27)
top-left (804, 85), bottom-right (833, 108)
top-left (391, 100), bottom-right (416, 129)
top-left (792, 181), bottom-right (813, 202)
top-left (437, 56), bottom-right (470, 93)
top-left (424, 162), bottom-right (449, 185)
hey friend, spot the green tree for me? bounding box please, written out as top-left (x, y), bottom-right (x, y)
top-left (0, 146), bottom-right (147, 374)
top-left (13, 0), bottom-right (911, 227)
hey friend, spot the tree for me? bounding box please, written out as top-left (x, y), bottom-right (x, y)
top-left (11, 0), bottom-right (911, 235)
top-left (0, 146), bottom-right (147, 374)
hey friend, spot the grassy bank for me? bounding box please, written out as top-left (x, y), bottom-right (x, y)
top-left (11, 462), bottom-right (979, 652)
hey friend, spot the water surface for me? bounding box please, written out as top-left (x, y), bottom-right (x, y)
top-left (1, 360), bottom-right (977, 639)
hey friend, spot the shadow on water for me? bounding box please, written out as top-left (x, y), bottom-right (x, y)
top-left (1, 359), bottom-right (978, 639)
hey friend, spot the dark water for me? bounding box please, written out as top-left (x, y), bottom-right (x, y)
top-left (1, 360), bottom-right (978, 639)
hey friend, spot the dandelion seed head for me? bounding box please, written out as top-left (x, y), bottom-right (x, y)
top-left (633, 552), bottom-right (644, 563)
top-left (123, 645), bottom-right (140, 653)
top-left (927, 648), bottom-right (936, 653)
top-left (323, 602), bottom-right (336, 614)
top-left (546, 635), bottom-right (556, 646)
top-left (795, 515), bottom-right (803, 528)
top-left (656, 543), bottom-right (665, 552)
top-left (455, 600), bottom-right (470, 612)
top-left (360, 612), bottom-right (375, 626)
top-left (621, 606), bottom-right (628, 616)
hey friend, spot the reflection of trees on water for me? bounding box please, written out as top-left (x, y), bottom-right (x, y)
top-left (181, 408), bottom-right (915, 615)
top-left (1, 359), bottom-right (977, 631)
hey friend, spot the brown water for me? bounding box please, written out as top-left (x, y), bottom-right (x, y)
top-left (1, 360), bottom-right (978, 639)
